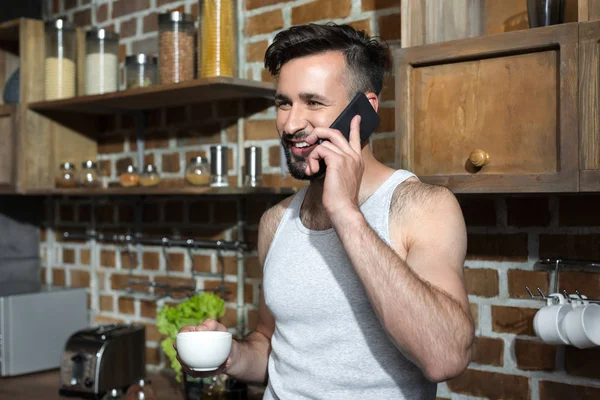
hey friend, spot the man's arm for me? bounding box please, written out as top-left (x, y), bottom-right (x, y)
top-left (334, 183), bottom-right (474, 382)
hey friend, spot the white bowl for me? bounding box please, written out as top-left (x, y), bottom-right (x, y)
top-left (176, 331), bottom-right (232, 371)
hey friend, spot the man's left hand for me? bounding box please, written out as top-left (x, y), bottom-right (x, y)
top-left (305, 114), bottom-right (364, 221)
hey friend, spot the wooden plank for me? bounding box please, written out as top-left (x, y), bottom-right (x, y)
top-left (580, 170), bottom-right (600, 191)
top-left (579, 21), bottom-right (600, 190)
top-left (580, 0), bottom-right (600, 21)
top-left (29, 77), bottom-right (276, 115)
top-left (395, 22), bottom-right (579, 193)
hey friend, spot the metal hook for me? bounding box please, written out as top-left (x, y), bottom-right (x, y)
top-left (537, 287), bottom-right (547, 299)
top-left (525, 286), bottom-right (535, 298)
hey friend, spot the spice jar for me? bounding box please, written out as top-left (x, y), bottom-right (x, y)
top-left (85, 28), bottom-right (119, 95)
top-left (120, 165), bottom-right (140, 188)
top-left (140, 164), bottom-right (161, 187)
top-left (159, 12), bottom-right (195, 84)
top-left (198, 0), bottom-right (238, 78)
top-left (125, 54), bottom-right (158, 89)
top-left (45, 19), bottom-right (77, 100)
top-left (80, 160), bottom-right (100, 188)
top-left (56, 162), bottom-right (77, 188)
top-left (185, 156), bottom-right (210, 186)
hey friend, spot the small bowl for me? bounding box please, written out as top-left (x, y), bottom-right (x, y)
top-left (176, 331), bottom-right (232, 371)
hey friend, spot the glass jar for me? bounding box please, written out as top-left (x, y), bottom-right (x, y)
top-left (56, 162), bottom-right (77, 188)
top-left (125, 379), bottom-right (157, 400)
top-left (80, 160), bottom-right (100, 188)
top-left (185, 156), bottom-right (210, 186)
top-left (125, 54), bottom-right (158, 90)
top-left (45, 19), bottom-right (77, 100)
top-left (140, 164), bottom-right (161, 187)
top-left (120, 165), bottom-right (140, 188)
top-left (198, 0), bottom-right (238, 78)
top-left (101, 388), bottom-right (124, 400)
top-left (85, 28), bottom-right (119, 95)
top-left (159, 12), bottom-right (195, 84)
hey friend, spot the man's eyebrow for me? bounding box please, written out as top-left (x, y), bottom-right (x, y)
top-left (299, 92), bottom-right (329, 103)
top-left (274, 93), bottom-right (291, 102)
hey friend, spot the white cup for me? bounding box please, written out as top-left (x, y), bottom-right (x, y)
top-left (563, 297), bottom-right (600, 349)
top-left (533, 293), bottom-right (571, 345)
top-left (176, 331), bottom-right (232, 371)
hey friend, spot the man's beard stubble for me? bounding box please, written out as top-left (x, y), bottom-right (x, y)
top-left (281, 137), bottom-right (326, 181)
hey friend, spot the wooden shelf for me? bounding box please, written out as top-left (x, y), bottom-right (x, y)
top-left (29, 77), bottom-right (276, 115)
top-left (0, 18), bottom-right (21, 55)
top-left (26, 186), bottom-right (296, 197)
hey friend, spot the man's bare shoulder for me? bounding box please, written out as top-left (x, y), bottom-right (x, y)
top-left (391, 179), bottom-right (460, 221)
top-left (257, 194), bottom-right (296, 264)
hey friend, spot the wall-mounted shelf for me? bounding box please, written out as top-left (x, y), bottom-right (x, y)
top-left (27, 185), bottom-right (296, 197)
top-left (29, 77), bottom-right (276, 116)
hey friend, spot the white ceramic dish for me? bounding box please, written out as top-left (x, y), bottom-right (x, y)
top-left (176, 331), bottom-right (232, 371)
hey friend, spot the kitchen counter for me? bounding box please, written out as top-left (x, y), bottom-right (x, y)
top-left (0, 369), bottom-right (265, 400)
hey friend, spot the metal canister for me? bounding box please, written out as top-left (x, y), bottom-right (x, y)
top-left (210, 145), bottom-right (229, 187)
top-left (243, 146), bottom-right (262, 188)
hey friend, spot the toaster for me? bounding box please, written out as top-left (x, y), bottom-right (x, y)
top-left (59, 323), bottom-right (146, 399)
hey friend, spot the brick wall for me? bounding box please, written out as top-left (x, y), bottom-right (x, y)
top-left (40, 0), bottom-right (600, 399)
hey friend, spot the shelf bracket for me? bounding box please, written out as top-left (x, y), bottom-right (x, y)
top-left (134, 111), bottom-right (145, 171)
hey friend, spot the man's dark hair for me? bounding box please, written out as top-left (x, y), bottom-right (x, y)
top-left (264, 23), bottom-right (390, 97)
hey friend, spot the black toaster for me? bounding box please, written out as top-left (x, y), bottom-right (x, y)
top-left (59, 324), bottom-right (146, 399)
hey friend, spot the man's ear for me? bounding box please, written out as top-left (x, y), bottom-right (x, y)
top-left (365, 92), bottom-right (379, 113)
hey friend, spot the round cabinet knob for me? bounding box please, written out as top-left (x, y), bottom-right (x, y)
top-left (469, 149), bottom-right (490, 168)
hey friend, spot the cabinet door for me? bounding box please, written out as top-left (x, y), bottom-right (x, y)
top-left (580, 21), bottom-right (600, 191)
top-left (0, 105), bottom-right (16, 193)
top-left (395, 23), bottom-right (579, 193)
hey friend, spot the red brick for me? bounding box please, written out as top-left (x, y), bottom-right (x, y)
top-left (471, 337), bottom-right (504, 366)
top-left (261, 68), bottom-right (275, 83)
top-left (559, 194), bottom-right (600, 226)
top-left (118, 297), bottom-right (135, 314)
top-left (219, 307), bottom-right (237, 328)
top-left (167, 252), bottom-right (185, 272)
top-left (142, 12), bottom-right (158, 33)
top-left (204, 280), bottom-right (253, 304)
top-left (269, 145), bottom-right (281, 167)
top-left (467, 233), bottom-right (528, 261)
top-left (565, 347), bottom-right (600, 379)
top-left (146, 346), bottom-right (161, 365)
top-left (457, 196), bottom-right (496, 227)
top-left (372, 136), bottom-right (395, 164)
top-left (70, 270), bottom-right (90, 288)
top-left (245, 119), bottom-right (277, 140)
top-left (81, 249), bottom-right (91, 265)
top-left (464, 268), bottom-right (499, 297)
top-left (379, 13), bottom-right (401, 41)
top-left (508, 269), bottom-right (550, 299)
top-left (111, 273), bottom-right (150, 292)
top-left (74, 8), bottom-right (92, 27)
top-left (64, 0), bottom-right (77, 10)
top-left (447, 369), bottom-right (530, 400)
top-left (176, 124), bottom-right (222, 146)
top-left (53, 0), bottom-right (60, 13)
top-left (192, 254), bottom-right (212, 273)
top-left (539, 234), bottom-right (600, 260)
top-left (142, 252), bottom-right (160, 270)
top-left (141, 300), bottom-right (157, 319)
top-left (96, 3), bottom-right (108, 23)
top-left (292, 0), bottom-right (352, 25)
top-left (492, 306), bottom-right (538, 335)
top-left (470, 303), bottom-right (479, 329)
top-left (245, 10), bottom-right (284, 36)
top-left (348, 19), bottom-right (372, 35)
top-left (246, 0), bottom-right (293, 10)
top-left (112, 0), bottom-right (150, 18)
top-left (362, 0), bottom-right (398, 11)
top-left (507, 197), bottom-right (551, 227)
top-left (63, 249), bottom-right (75, 264)
top-left (119, 17), bottom-right (137, 39)
top-left (161, 153), bottom-right (180, 173)
top-left (557, 271), bottom-right (600, 300)
top-left (53, 269), bottom-right (66, 286)
top-left (100, 250), bottom-right (116, 268)
top-left (100, 295), bottom-right (114, 312)
top-left (157, 0), bottom-right (178, 6)
top-left (245, 256), bottom-right (263, 279)
top-left (132, 37), bottom-right (158, 55)
top-left (98, 160), bottom-right (111, 178)
top-left (154, 277), bottom-right (196, 297)
top-left (539, 380), bottom-right (600, 400)
top-left (515, 339), bottom-right (556, 371)
top-left (247, 40), bottom-right (269, 63)
top-left (380, 74), bottom-right (395, 101)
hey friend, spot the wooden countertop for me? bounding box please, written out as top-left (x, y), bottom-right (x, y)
top-left (0, 369), bottom-right (265, 400)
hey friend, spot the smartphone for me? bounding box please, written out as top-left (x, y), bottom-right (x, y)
top-left (322, 92), bottom-right (380, 145)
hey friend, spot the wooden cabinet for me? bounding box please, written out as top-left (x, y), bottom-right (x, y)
top-left (395, 23), bottom-right (579, 193)
top-left (0, 105), bottom-right (17, 192)
top-left (580, 21), bottom-right (600, 191)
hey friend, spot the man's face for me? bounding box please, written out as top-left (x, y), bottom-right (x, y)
top-left (274, 51), bottom-right (351, 180)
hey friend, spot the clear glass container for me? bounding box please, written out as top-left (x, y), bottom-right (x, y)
top-left (85, 28), bottom-right (120, 95)
top-left (125, 379), bottom-right (157, 400)
top-left (185, 156), bottom-right (210, 186)
top-left (198, 0), bottom-right (238, 78)
top-left (101, 388), bottom-right (124, 400)
top-left (125, 54), bottom-right (158, 90)
top-left (120, 165), bottom-right (140, 188)
top-left (80, 160), bottom-right (100, 188)
top-left (140, 164), bottom-right (161, 187)
top-left (56, 162), bottom-right (77, 188)
top-left (159, 12), bottom-right (195, 84)
top-left (45, 19), bottom-right (77, 100)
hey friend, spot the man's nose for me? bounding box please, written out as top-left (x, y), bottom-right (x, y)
top-left (282, 106), bottom-right (308, 136)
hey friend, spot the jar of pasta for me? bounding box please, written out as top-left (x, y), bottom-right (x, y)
top-left (198, 0), bottom-right (238, 78)
top-left (159, 12), bottom-right (195, 84)
top-left (45, 19), bottom-right (77, 100)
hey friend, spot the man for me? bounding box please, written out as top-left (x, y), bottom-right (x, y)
top-left (177, 23), bottom-right (474, 399)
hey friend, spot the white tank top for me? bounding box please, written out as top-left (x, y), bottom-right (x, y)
top-left (262, 169), bottom-right (436, 399)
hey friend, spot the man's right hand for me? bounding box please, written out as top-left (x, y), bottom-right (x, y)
top-left (173, 318), bottom-right (236, 378)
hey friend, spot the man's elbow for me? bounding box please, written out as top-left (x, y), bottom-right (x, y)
top-left (423, 347), bottom-right (471, 383)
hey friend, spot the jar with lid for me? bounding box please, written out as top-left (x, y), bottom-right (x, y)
top-left (198, 0), bottom-right (238, 78)
top-left (101, 388), bottom-right (124, 400)
top-left (185, 156), bottom-right (210, 186)
top-left (125, 54), bottom-right (158, 90)
top-left (80, 160), bottom-right (100, 188)
top-left (120, 165), bottom-right (140, 188)
top-left (45, 19), bottom-right (77, 100)
top-left (85, 28), bottom-right (119, 95)
top-left (159, 12), bottom-right (195, 84)
top-left (56, 162), bottom-right (77, 188)
top-left (125, 379), bottom-right (157, 400)
top-left (140, 164), bottom-right (161, 187)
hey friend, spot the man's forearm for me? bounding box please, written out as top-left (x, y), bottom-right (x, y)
top-left (334, 211), bottom-right (473, 382)
top-left (226, 331), bottom-right (271, 385)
